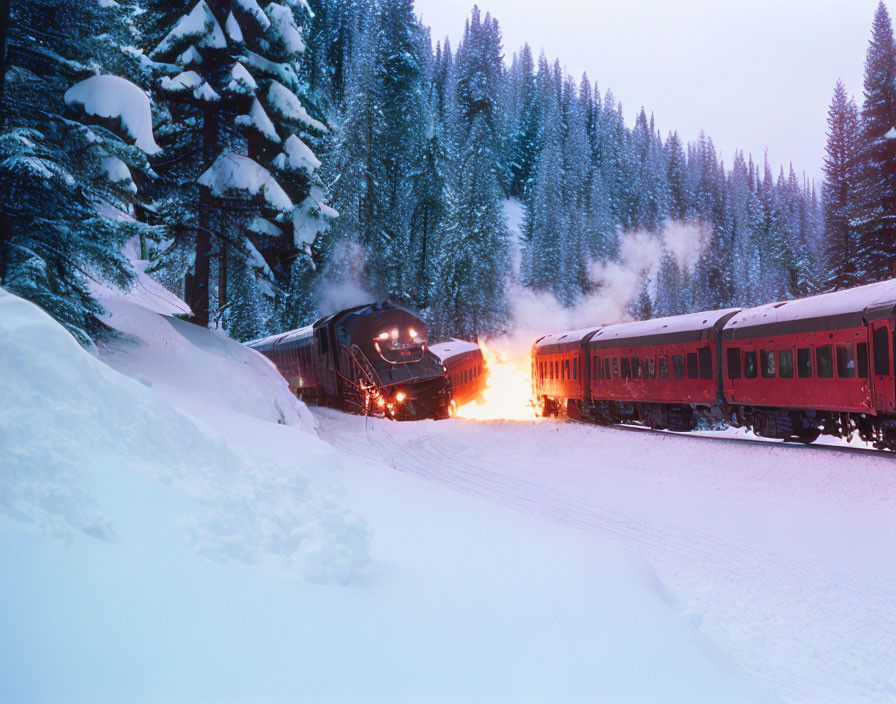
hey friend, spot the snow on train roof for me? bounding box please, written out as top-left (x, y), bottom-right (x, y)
top-left (246, 323), bottom-right (313, 350)
top-left (590, 308), bottom-right (740, 347)
top-left (724, 279), bottom-right (896, 336)
top-left (429, 339), bottom-right (482, 360)
top-left (534, 326), bottom-right (602, 350)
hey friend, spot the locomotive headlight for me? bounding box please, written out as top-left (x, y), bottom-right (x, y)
top-left (378, 332), bottom-right (390, 340)
top-left (409, 328), bottom-right (417, 339)
top-left (391, 328), bottom-right (399, 339)
top-left (395, 391), bottom-right (406, 403)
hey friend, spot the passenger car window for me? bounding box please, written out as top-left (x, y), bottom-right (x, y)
top-left (573, 358), bottom-right (578, 380)
top-left (686, 352), bottom-right (699, 379)
top-left (760, 349), bottom-right (776, 378)
top-left (744, 350), bottom-right (758, 379)
top-left (779, 350), bottom-right (794, 378)
top-left (631, 357), bottom-right (641, 378)
top-left (727, 347), bottom-right (742, 379)
top-left (612, 358), bottom-right (619, 379)
top-left (673, 354), bottom-right (684, 379)
top-left (646, 357), bottom-right (656, 378)
top-left (797, 347), bottom-right (812, 378)
top-left (836, 343), bottom-right (856, 378)
top-left (621, 358), bottom-right (631, 379)
top-left (604, 358), bottom-right (611, 380)
top-left (658, 355), bottom-right (669, 379)
top-left (857, 342), bottom-right (869, 378)
top-left (816, 345), bottom-right (834, 378)
top-left (873, 326), bottom-right (890, 376)
top-left (698, 346), bottom-right (713, 379)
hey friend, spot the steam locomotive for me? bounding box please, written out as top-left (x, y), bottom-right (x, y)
top-left (248, 302), bottom-right (452, 420)
top-left (532, 279), bottom-right (896, 450)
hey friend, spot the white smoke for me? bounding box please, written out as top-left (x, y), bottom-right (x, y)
top-left (316, 240), bottom-right (374, 316)
top-left (494, 219), bottom-right (713, 357)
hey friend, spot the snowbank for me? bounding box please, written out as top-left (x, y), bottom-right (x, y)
top-left (0, 287), bottom-right (369, 584)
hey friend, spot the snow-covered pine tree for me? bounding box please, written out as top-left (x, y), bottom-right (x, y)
top-left (0, 0), bottom-right (160, 344)
top-left (237, 0), bottom-right (333, 332)
top-left (432, 6), bottom-right (510, 339)
top-left (557, 73), bottom-right (590, 305)
top-left (523, 54), bottom-right (564, 294)
top-left (324, 0), bottom-right (429, 305)
top-left (143, 0), bottom-right (331, 334)
top-left (856, 1), bottom-right (896, 281)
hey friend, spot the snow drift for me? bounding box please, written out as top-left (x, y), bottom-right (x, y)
top-left (0, 287), bottom-right (369, 584)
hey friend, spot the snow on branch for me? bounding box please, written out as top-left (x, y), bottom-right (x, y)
top-left (267, 81), bottom-right (326, 133)
top-left (199, 152), bottom-right (293, 211)
top-left (64, 75), bottom-right (161, 155)
top-left (234, 0), bottom-right (271, 31)
top-left (151, 0), bottom-right (227, 59)
top-left (160, 70), bottom-right (221, 102)
top-left (271, 134), bottom-right (319, 176)
top-left (265, 3), bottom-right (306, 54)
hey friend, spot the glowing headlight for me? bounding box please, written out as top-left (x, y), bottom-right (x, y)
top-left (391, 328), bottom-right (399, 339)
top-left (409, 328), bottom-right (417, 338)
top-left (395, 391), bottom-right (406, 403)
top-left (378, 332), bottom-right (390, 340)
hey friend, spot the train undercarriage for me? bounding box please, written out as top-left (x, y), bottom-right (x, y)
top-left (540, 395), bottom-right (896, 451)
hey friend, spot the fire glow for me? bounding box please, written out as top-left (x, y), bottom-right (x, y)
top-left (455, 340), bottom-right (538, 421)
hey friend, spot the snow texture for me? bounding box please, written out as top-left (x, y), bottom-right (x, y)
top-left (224, 11), bottom-right (243, 43)
top-left (198, 152), bottom-right (293, 211)
top-left (236, 98), bottom-right (281, 143)
top-left (64, 75), bottom-right (161, 154)
top-left (160, 70), bottom-right (221, 102)
top-left (267, 80), bottom-right (326, 132)
top-left (100, 156), bottom-right (136, 193)
top-left (265, 3), bottom-right (306, 54)
top-left (0, 287), bottom-right (369, 587)
top-left (430, 339), bottom-right (482, 360)
top-left (271, 133), bottom-right (319, 175)
top-left (152, 0), bottom-right (226, 58)
top-left (234, 0), bottom-right (270, 31)
top-left (592, 308), bottom-right (741, 344)
top-left (226, 61), bottom-right (257, 95)
top-left (726, 278), bottom-right (896, 332)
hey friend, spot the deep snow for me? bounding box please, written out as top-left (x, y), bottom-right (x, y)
top-left (2, 270), bottom-right (893, 702)
top-left (1, 283), bottom-right (784, 703)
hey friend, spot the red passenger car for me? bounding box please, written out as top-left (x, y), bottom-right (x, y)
top-left (722, 280), bottom-right (896, 444)
top-left (430, 339), bottom-right (487, 408)
top-left (587, 309), bottom-right (738, 430)
top-left (532, 328), bottom-right (599, 417)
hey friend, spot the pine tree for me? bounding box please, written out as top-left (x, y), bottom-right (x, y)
top-left (143, 0), bottom-right (331, 332)
top-left (857, 1), bottom-right (896, 281)
top-left (432, 6), bottom-right (510, 339)
top-left (823, 83), bottom-right (862, 289)
top-left (0, 0), bottom-right (161, 344)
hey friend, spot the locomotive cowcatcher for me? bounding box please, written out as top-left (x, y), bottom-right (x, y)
top-left (248, 302), bottom-right (451, 420)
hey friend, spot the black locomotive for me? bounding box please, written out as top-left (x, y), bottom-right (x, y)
top-left (248, 302), bottom-right (452, 420)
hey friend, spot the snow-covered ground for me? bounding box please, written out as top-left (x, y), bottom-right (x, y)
top-left (2, 273), bottom-right (894, 703)
top-left (316, 412), bottom-right (896, 704)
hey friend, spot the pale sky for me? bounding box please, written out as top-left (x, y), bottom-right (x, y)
top-left (414, 0), bottom-right (879, 187)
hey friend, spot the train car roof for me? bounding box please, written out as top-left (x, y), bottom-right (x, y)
top-left (245, 323), bottom-right (313, 352)
top-left (430, 339), bottom-right (482, 362)
top-left (534, 326), bottom-right (602, 354)
top-left (722, 279), bottom-right (896, 340)
top-left (589, 308), bottom-right (740, 350)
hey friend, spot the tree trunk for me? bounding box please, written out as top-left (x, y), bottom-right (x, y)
top-left (0, 0), bottom-right (11, 285)
top-left (218, 243), bottom-right (227, 315)
top-left (191, 107), bottom-right (218, 327)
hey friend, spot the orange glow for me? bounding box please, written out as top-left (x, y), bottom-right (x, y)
top-left (455, 340), bottom-right (538, 421)
top-left (395, 391), bottom-right (406, 402)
